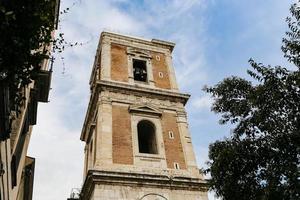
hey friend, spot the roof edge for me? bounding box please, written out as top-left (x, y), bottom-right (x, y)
top-left (100, 31), bottom-right (175, 52)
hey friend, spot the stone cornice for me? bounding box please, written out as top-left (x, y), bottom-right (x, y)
top-left (101, 31), bottom-right (175, 52)
top-left (80, 80), bottom-right (190, 141)
top-left (80, 170), bottom-right (208, 200)
top-left (98, 80), bottom-right (190, 104)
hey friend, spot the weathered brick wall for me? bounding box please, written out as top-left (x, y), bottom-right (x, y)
top-left (112, 105), bottom-right (133, 164)
top-left (111, 43), bottom-right (128, 82)
top-left (161, 112), bottom-right (186, 169)
top-left (151, 52), bottom-right (171, 89)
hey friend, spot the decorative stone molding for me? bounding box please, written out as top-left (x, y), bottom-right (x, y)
top-left (98, 80), bottom-right (190, 105)
top-left (81, 80), bottom-right (189, 142)
top-left (129, 104), bottom-right (162, 116)
top-left (127, 47), bottom-right (152, 59)
top-left (100, 31), bottom-right (175, 54)
top-left (131, 114), bottom-right (167, 169)
top-left (80, 170), bottom-right (208, 200)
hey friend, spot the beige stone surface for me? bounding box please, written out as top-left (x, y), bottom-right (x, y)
top-left (92, 184), bottom-right (208, 200)
top-left (100, 36), bottom-right (111, 81)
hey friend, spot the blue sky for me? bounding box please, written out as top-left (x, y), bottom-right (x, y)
top-left (28, 0), bottom-right (294, 199)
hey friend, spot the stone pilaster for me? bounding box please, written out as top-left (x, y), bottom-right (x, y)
top-left (166, 53), bottom-right (179, 91)
top-left (95, 93), bottom-right (113, 166)
top-left (100, 37), bottom-right (111, 81)
top-left (177, 111), bottom-right (200, 177)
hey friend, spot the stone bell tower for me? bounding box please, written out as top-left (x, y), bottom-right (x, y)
top-left (79, 31), bottom-right (208, 200)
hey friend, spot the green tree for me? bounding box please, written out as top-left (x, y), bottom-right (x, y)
top-left (0, 0), bottom-right (59, 104)
top-left (205, 2), bottom-right (300, 200)
top-left (0, 0), bottom-right (71, 140)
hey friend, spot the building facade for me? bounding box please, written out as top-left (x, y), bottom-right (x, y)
top-left (0, 1), bottom-right (60, 199)
top-left (0, 53), bottom-right (52, 200)
top-left (80, 32), bottom-right (208, 200)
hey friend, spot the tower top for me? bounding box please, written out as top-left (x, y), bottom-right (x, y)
top-left (100, 31), bottom-right (176, 52)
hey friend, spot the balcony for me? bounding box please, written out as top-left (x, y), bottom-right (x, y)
top-left (35, 70), bottom-right (52, 103)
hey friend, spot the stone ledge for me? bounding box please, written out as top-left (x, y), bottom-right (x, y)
top-left (135, 154), bottom-right (165, 160)
top-left (80, 170), bottom-right (208, 200)
top-left (97, 80), bottom-right (190, 104)
top-left (101, 31), bottom-right (175, 52)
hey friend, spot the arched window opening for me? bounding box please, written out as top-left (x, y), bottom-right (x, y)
top-left (133, 59), bottom-right (147, 82)
top-left (137, 120), bottom-right (158, 154)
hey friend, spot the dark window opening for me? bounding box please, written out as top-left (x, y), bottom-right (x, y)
top-left (35, 70), bottom-right (52, 103)
top-left (0, 84), bottom-right (11, 141)
top-left (23, 157), bottom-right (35, 200)
top-left (174, 162), bottom-right (180, 169)
top-left (133, 59), bottom-right (147, 82)
top-left (137, 120), bottom-right (157, 154)
top-left (11, 155), bottom-right (17, 187)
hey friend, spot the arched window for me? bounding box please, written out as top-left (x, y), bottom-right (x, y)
top-left (137, 120), bottom-right (158, 154)
top-left (133, 59), bottom-right (147, 82)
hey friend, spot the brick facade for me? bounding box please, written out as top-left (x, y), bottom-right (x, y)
top-left (151, 52), bottom-right (171, 89)
top-left (162, 112), bottom-right (187, 169)
top-left (110, 43), bottom-right (172, 90)
top-left (112, 105), bottom-right (133, 164)
top-left (111, 43), bottom-right (128, 82)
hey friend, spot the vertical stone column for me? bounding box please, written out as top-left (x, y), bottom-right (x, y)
top-left (127, 55), bottom-right (134, 84)
top-left (147, 58), bottom-right (155, 87)
top-left (165, 52), bottom-right (179, 91)
top-left (176, 110), bottom-right (200, 177)
top-left (83, 145), bottom-right (88, 179)
top-left (100, 36), bottom-right (111, 81)
top-left (95, 92), bottom-right (113, 166)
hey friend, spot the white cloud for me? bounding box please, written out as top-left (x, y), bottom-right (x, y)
top-left (192, 95), bottom-right (213, 110)
top-left (29, 96), bottom-right (84, 200)
top-left (131, 0), bottom-right (210, 90)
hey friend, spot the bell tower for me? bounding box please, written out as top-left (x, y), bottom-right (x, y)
top-left (80, 31), bottom-right (208, 200)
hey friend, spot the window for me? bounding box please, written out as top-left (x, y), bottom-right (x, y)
top-left (158, 72), bottom-right (164, 78)
top-left (90, 140), bottom-right (93, 153)
top-left (174, 162), bottom-right (180, 169)
top-left (133, 59), bottom-right (147, 82)
top-left (168, 131), bottom-right (174, 139)
top-left (137, 120), bottom-right (158, 154)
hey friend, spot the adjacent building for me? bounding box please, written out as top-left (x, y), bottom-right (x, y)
top-left (79, 31), bottom-right (208, 199)
top-left (0, 1), bottom-right (60, 199)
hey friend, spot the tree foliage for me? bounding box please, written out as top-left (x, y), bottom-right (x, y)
top-left (0, 0), bottom-right (62, 111)
top-left (205, 2), bottom-right (300, 200)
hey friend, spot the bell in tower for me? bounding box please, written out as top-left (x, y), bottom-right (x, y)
top-left (79, 31), bottom-right (208, 200)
